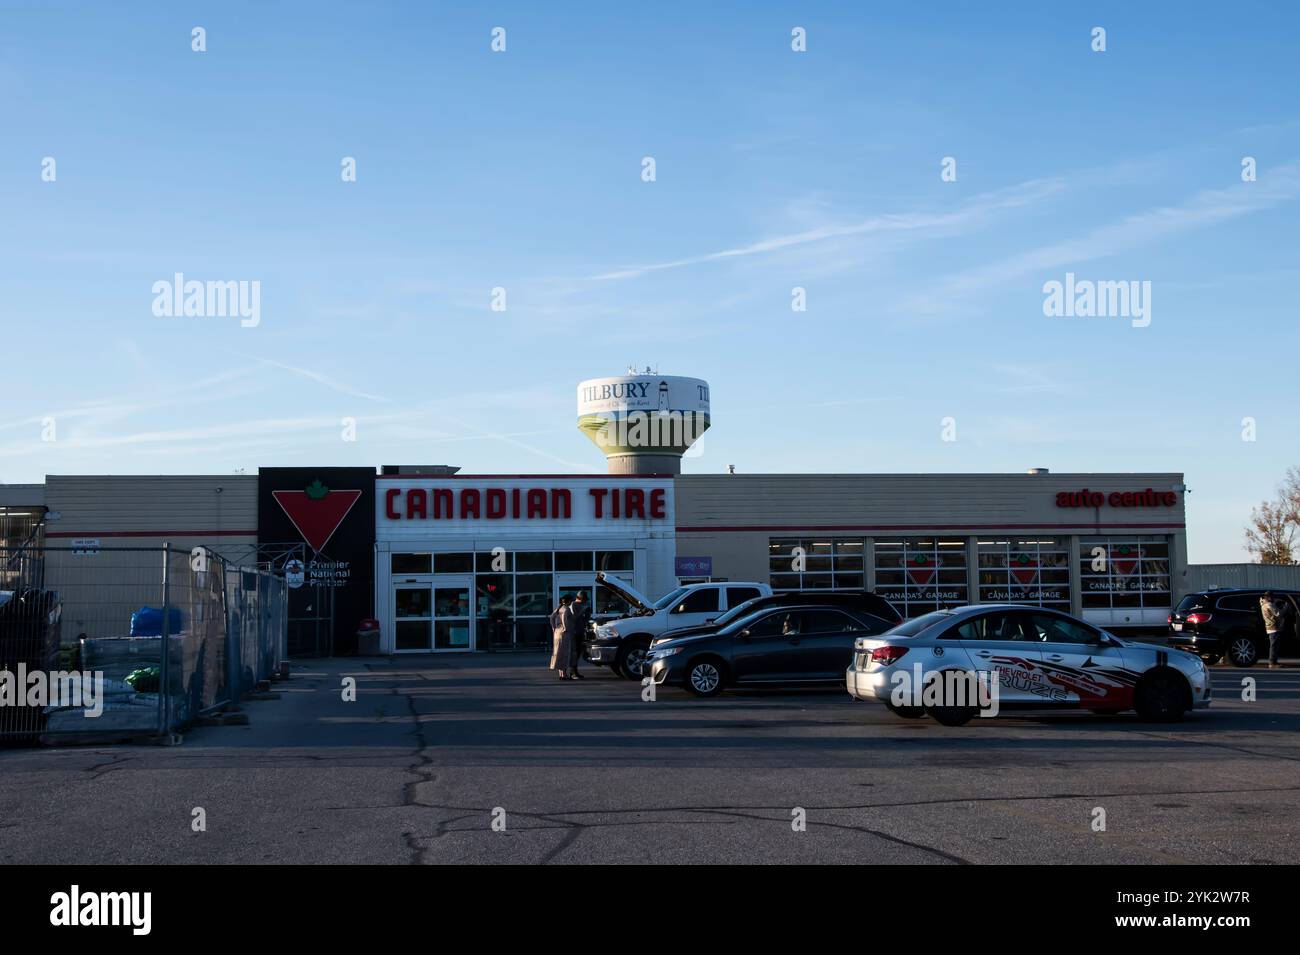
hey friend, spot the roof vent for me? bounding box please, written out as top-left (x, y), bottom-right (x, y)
top-left (1027, 467), bottom-right (1050, 475)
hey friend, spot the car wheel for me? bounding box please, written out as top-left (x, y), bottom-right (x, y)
top-left (925, 704), bottom-right (977, 726)
top-left (1135, 670), bottom-right (1191, 722)
top-left (883, 701), bottom-right (927, 719)
top-left (616, 641), bottom-right (650, 680)
top-left (1226, 637), bottom-right (1259, 668)
top-left (684, 659), bottom-right (725, 697)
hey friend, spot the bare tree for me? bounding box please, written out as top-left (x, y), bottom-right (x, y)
top-left (1245, 497), bottom-right (1296, 564)
top-left (1282, 466), bottom-right (1300, 524)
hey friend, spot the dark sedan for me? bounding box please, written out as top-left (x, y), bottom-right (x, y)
top-left (651, 589), bottom-right (901, 649)
top-left (646, 603), bottom-right (897, 696)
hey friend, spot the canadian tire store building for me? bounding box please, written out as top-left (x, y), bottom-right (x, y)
top-left (3, 469), bottom-right (1187, 654)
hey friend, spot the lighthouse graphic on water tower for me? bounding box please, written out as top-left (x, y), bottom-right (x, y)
top-left (577, 368), bottom-right (711, 475)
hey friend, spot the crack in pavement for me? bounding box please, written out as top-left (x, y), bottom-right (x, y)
top-left (83, 754), bottom-right (133, 780)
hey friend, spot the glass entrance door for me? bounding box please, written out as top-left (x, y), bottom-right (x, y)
top-left (433, 578), bottom-right (473, 651)
top-left (394, 578), bottom-right (473, 651)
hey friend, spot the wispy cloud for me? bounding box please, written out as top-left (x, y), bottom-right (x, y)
top-left (581, 177), bottom-right (1066, 282)
top-left (907, 160), bottom-right (1300, 313)
top-left (231, 352), bottom-right (391, 403)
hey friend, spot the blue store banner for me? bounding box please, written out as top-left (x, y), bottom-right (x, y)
top-left (675, 556), bottom-right (712, 576)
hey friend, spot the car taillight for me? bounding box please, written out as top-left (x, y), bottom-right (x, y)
top-left (1166, 614), bottom-right (1173, 624)
top-left (870, 645), bottom-right (910, 665)
top-left (1186, 613), bottom-right (1212, 625)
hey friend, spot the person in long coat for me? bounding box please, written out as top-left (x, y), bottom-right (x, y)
top-left (549, 594), bottom-right (575, 679)
top-left (568, 591), bottom-right (592, 679)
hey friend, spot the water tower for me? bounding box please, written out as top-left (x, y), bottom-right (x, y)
top-left (577, 369), bottom-right (710, 475)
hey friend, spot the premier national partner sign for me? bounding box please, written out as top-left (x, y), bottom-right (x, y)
top-left (377, 477), bottom-right (674, 538)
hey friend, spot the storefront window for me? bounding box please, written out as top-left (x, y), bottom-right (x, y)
top-left (597, 550), bottom-right (634, 572)
top-left (555, 552), bottom-right (594, 572)
top-left (1079, 538), bottom-right (1171, 610)
top-left (433, 552), bottom-right (472, 574)
top-left (874, 538), bottom-right (968, 618)
top-left (516, 552), bottom-right (552, 572)
top-left (392, 553), bottom-right (431, 575)
top-left (514, 574), bottom-right (553, 617)
top-left (976, 539), bottom-right (1070, 611)
top-left (475, 575), bottom-right (514, 650)
top-left (391, 549), bottom-right (639, 650)
top-left (768, 538), bottom-right (866, 591)
top-left (476, 551), bottom-right (514, 572)
top-left (433, 587), bottom-right (471, 649)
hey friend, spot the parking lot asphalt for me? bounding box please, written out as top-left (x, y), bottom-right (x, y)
top-left (2, 654), bottom-right (1298, 865)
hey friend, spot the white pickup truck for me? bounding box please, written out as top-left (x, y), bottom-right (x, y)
top-left (584, 572), bottom-right (772, 678)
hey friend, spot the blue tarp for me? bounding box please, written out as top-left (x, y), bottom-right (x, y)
top-left (129, 606), bottom-right (183, 637)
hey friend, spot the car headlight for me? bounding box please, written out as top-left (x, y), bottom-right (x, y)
top-left (597, 625), bottom-right (618, 639)
top-left (650, 647), bottom-right (682, 658)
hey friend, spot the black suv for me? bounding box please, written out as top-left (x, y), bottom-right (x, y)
top-left (1168, 588), bottom-right (1300, 666)
top-left (651, 590), bottom-right (902, 649)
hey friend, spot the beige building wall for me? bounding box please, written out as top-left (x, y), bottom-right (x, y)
top-left (39, 475), bottom-right (258, 643)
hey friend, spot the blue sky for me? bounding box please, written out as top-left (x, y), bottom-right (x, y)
top-left (1, 1), bottom-right (1297, 561)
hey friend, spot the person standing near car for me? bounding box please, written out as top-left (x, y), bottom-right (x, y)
top-left (549, 595), bottom-right (575, 680)
top-left (1260, 592), bottom-right (1284, 668)
top-left (568, 591), bottom-right (592, 679)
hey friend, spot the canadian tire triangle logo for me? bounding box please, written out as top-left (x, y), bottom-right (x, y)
top-left (906, 553), bottom-right (939, 586)
top-left (273, 479), bottom-right (362, 553)
top-left (1112, 544), bottom-right (1140, 577)
top-left (1010, 552), bottom-right (1039, 586)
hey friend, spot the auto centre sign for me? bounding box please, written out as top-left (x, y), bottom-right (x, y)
top-left (377, 477), bottom-right (675, 539)
top-left (1055, 487), bottom-right (1179, 508)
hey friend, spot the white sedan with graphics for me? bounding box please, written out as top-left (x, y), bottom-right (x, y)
top-left (846, 604), bottom-right (1211, 725)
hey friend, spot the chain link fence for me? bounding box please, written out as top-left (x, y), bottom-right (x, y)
top-left (0, 544), bottom-right (287, 745)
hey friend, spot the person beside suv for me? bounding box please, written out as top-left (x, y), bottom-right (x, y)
top-left (1167, 588), bottom-right (1299, 667)
top-left (1261, 592), bottom-right (1287, 669)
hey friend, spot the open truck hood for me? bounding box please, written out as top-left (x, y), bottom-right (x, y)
top-left (595, 571), bottom-right (653, 613)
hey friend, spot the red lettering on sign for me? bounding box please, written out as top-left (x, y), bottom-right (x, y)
top-left (382, 485), bottom-right (670, 521)
top-left (460, 489), bottom-right (481, 519)
top-left (551, 489), bottom-right (572, 519)
top-left (1057, 487), bottom-right (1177, 508)
top-left (527, 489), bottom-right (547, 518)
top-left (626, 488), bottom-right (645, 519)
top-left (432, 488), bottom-right (453, 519)
top-left (406, 488), bottom-right (427, 520)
